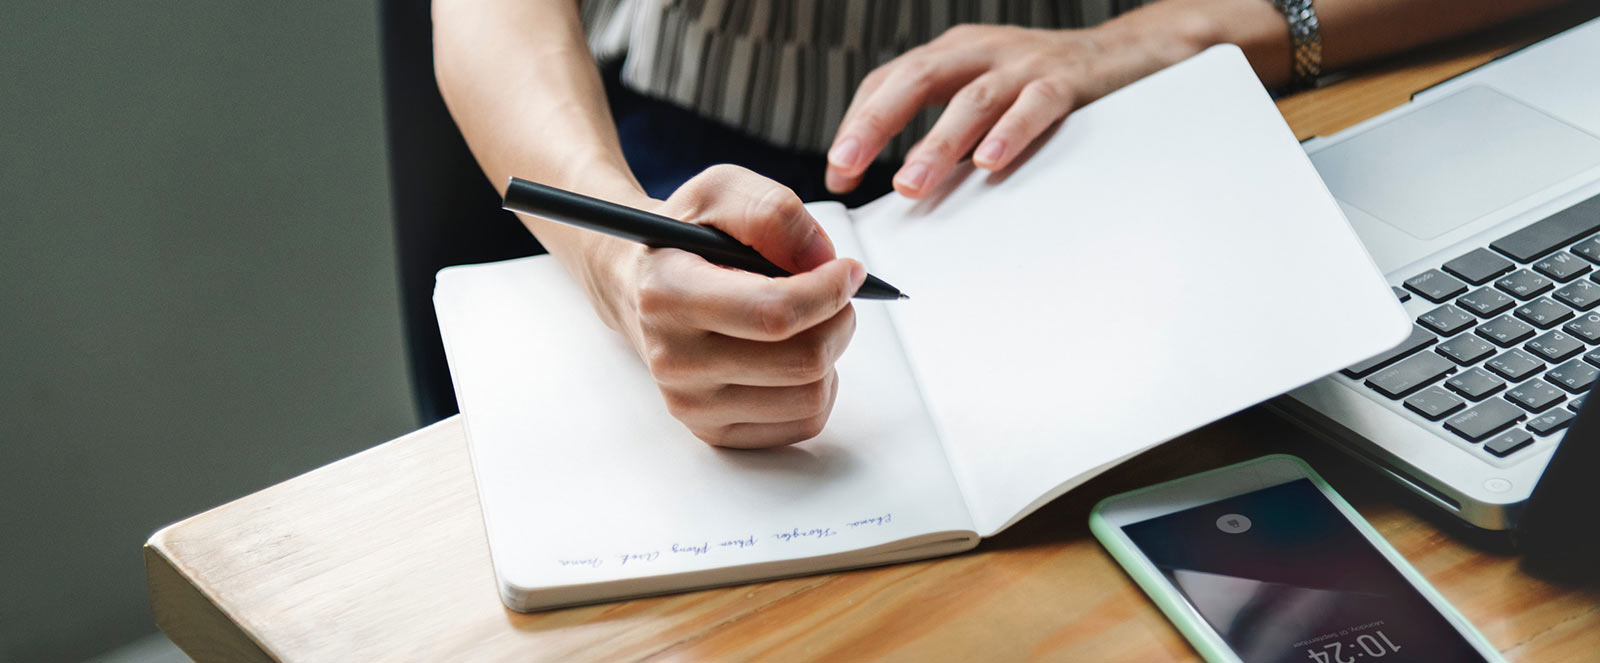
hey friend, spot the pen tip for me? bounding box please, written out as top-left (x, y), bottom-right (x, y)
top-left (898, 294), bottom-right (910, 300)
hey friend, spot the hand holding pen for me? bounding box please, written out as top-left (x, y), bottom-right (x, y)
top-left (502, 166), bottom-right (903, 449)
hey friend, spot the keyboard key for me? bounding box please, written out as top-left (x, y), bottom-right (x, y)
top-left (1528, 408), bottom-right (1576, 436)
top-left (1545, 359), bottom-right (1598, 393)
top-left (1564, 312), bottom-right (1600, 343)
top-left (1507, 379), bottom-right (1566, 413)
top-left (1496, 269), bottom-right (1554, 300)
top-left (1484, 429), bottom-right (1535, 457)
top-left (1553, 279), bottom-right (1600, 311)
top-left (1572, 394), bottom-right (1588, 412)
top-left (1366, 352), bottom-right (1457, 399)
top-left (1444, 248), bottom-right (1515, 284)
top-left (1445, 398), bottom-right (1526, 442)
top-left (1392, 286), bottom-right (1411, 303)
top-left (1589, 348), bottom-right (1600, 368)
top-left (1341, 325), bottom-right (1438, 379)
top-left (1514, 297), bottom-right (1575, 329)
top-left (1404, 386), bottom-right (1466, 421)
top-left (1487, 349), bottom-right (1546, 382)
top-left (1476, 315), bottom-right (1536, 347)
top-left (1419, 304), bottom-right (1476, 336)
top-left (1437, 335), bottom-right (1496, 365)
top-left (1573, 236), bottom-right (1600, 263)
top-left (1525, 330), bottom-right (1585, 363)
top-left (1491, 194), bottom-right (1600, 262)
top-left (1447, 367), bottom-right (1507, 401)
top-left (1457, 287), bottom-right (1516, 317)
top-left (1534, 251), bottom-right (1593, 282)
top-left (1406, 269), bottom-right (1469, 303)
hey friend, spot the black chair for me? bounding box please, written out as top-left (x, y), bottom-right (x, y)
top-left (378, 0), bottom-right (545, 424)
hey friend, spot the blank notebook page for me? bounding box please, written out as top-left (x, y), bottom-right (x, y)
top-left (851, 45), bottom-right (1408, 535)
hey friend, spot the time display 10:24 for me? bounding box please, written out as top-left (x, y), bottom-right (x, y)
top-left (1302, 630), bottom-right (1401, 662)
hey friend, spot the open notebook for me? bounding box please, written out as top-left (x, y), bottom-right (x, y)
top-left (434, 45), bottom-right (1410, 612)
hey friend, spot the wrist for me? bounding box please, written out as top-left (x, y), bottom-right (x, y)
top-left (515, 152), bottom-right (653, 336)
top-left (1125, 0), bottom-right (1294, 87)
top-left (1099, 0), bottom-right (1226, 71)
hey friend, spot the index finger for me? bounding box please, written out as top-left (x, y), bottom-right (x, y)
top-left (650, 251), bottom-right (867, 342)
top-left (825, 57), bottom-right (978, 192)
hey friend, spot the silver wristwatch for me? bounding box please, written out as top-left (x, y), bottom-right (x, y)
top-left (1272, 0), bottom-right (1322, 92)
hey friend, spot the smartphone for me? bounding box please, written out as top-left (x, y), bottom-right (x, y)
top-left (1089, 454), bottom-right (1502, 663)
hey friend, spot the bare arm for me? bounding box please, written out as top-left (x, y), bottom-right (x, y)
top-left (433, 0), bottom-right (864, 448)
top-left (825, 0), bottom-right (1578, 197)
top-left (432, 0), bottom-right (643, 306)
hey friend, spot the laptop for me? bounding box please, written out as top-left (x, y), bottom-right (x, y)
top-left (1270, 15), bottom-right (1600, 531)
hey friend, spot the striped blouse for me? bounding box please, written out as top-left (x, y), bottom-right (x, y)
top-left (580, 0), bottom-right (1150, 158)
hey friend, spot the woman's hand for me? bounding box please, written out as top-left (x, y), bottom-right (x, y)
top-left (825, 10), bottom-right (1219, 198)
top-left (585, 165), bottom-right (866, 449)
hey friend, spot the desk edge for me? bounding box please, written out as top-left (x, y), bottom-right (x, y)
top-left (145, 539), bottom-right (277, 663)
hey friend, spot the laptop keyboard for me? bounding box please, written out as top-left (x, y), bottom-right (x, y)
top-left (1341, 192), bottom-right (1600, 462)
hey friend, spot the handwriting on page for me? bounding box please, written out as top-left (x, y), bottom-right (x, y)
top-left (773, 527), bottom-right (836, 542)
top-left (553, 513), bottom-right (894, 570)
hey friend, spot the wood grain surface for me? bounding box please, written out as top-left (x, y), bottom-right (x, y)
top-left (148, 9), bottom-right (1600, 662)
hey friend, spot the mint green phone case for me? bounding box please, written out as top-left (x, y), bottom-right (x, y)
top-left (1087, 454), bottom-right (1503, 663)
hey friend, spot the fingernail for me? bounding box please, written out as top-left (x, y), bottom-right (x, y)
top-left (794, 227), bottom-right (835, 268)
top-left (975, 138), bottom-right (1005, 167)
top-left (828, 137), bottom-right (861, 169)
top-left (895, 162), bottom-right (930, 192)
top-left (849, 261), bottom-right (866, 287)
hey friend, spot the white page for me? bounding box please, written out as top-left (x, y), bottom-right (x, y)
top-left (851, 46), bottom-right (1409, 535)
top-left (434, 205), bottom-right (973, 599)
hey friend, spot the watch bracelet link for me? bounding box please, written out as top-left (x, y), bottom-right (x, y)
top-left (1271, 0), bottom-right (1322, 92)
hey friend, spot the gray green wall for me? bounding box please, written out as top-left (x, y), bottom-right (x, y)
top-left (0, 2), bottom-right (416, 660)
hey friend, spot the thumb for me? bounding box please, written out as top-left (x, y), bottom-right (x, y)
top-left (726, 187), bottom-right (836, 274)
top-left (671, 166), bottom-right (838, 274)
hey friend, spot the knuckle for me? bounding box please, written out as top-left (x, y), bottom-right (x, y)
top-left (854, 110), bottom-right (896, 140)
top-left (787, 340), bottom-right (832, 384)
top-left (643, 343), bottom-right (685, 383)
top-left (660, 388), bottom-right (700, 421)
top-left (895, 57), bottom-right (938, 92)
top-left (797, 378), bottom-right (832, 419)
top-left (837, 303), bottom-right (857, 336)
top-left (941, 23), bottom-right (981, 42)
top-left (956, 81), bottom-right (1002, 114)
top-left (696, 425), bottom-right (737, 448)
top-left (832, 275), bottom-right (856, 312)
top-left (857, 65), bottom-right (889, 92)
top-left (702, 163), bottom-right (744, 181)
top-left (795, 413), bottom-right (828, 442)
top-left (914, 134), bottom-right (959, 162)
top-left (1014, 52), bottom-right (1056, 75)
top-left (750, 186), bottom-right (804, 227)
top-left (751, 294), bottom-right (800, 339)
top-left (1025, 77), bottom-right (1074, 107)
top-left (634, 270), bottom-right (675, 321)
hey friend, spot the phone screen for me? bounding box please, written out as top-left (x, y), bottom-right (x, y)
top-left (1122, 478), bottom-right (1487, 663)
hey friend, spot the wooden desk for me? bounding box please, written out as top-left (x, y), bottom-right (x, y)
top-left (148, 12), bottom-right (1600, 662)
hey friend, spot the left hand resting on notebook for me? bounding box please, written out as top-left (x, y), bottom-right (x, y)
top-left (823, 7), bottom-right (1219, 198)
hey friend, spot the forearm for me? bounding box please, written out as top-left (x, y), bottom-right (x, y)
top-left (432, 0), bottom-right (647, 311)
top-left (1109, 0), bottom-right (1576, 89)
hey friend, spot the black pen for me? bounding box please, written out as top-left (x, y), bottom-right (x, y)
top-left (502, 178), bottom-right (907, 300)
